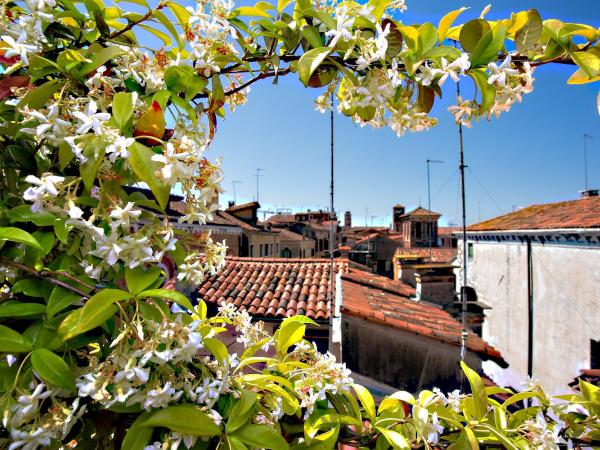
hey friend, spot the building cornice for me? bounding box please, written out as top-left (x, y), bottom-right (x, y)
top-left (456, 228), bottom-right (600, 247)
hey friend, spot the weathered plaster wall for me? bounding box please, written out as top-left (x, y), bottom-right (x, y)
top-left (342, 316), bottom-right (482, 392)
top-left (457, 239), bottom-right (600, 394)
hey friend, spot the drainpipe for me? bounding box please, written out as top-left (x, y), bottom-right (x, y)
top-left (526, 237), bottom-right (534, 377)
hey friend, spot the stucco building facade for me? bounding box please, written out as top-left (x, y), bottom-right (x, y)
top-left (457, 194), bottom-right (600, 394)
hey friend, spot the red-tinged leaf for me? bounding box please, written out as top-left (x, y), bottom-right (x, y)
top-left (134, 100), bottom-right (165, 141)
top-left (0, 75), bottom-right (30, 99)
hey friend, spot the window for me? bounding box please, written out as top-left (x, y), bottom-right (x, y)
top-left (415, 222), bottom-right (422, 239)
top-left (282, 247), bottom-right (292, 258)
top-left (259, 244), bottom-right (263, 257)
top-left (467, 242), bottom-right (474, 259)
top-left (592, 339), bottom-right (600, 369)
top-left (249, 244), bottom-right (254, 257)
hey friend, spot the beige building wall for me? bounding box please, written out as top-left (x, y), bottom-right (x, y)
top-left (457, 238), bottom-right (600, 394)
top-left (247, 232), bottom-right (280, 257)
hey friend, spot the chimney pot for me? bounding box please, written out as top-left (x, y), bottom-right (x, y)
top-left (581, 189), bottom-right (599, 198)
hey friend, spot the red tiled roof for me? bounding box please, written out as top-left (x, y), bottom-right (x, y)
top-left (226, 201), bottom-right (260, 213)
top-left (439, 227), bottom-right (462, 235)
top-left (341, 273), bottom-right (505, 365)
top-left (198, 257), bottom-right (348, 321)
top-left (394, 247), bottom-right (457, 263)
top-left (468, 196), bottom-right (600, 231)
top-left (402, 207), bottom-right (441, 218)
top-left (266, 214), bottom-right (296, 224)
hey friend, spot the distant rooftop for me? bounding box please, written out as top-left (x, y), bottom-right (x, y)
top-left (468, 196), bottom-right (600, 232)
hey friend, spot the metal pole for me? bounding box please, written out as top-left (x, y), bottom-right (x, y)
top-left (426, 159), bottom-right (443, 259)
top-left (254, 168), bottom-right (263, 203)
top-left (329, 92), bottom-right (335, 309)
top-left (456, 82), bottom-right (469, 363)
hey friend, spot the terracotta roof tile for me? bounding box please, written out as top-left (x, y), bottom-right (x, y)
top-left (394, 247), bottom-right (457, 263)
top-left (468, 196), bottom-right (600, 231)
top-left (341, 272), bottom-right (505, 366)
top-left (198, 257), bottom-right (348, 321)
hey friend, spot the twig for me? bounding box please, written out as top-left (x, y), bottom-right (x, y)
top-left (106, 6), bottom-right (160, 41)
top-left (0, 257), bottom-right (91, 299)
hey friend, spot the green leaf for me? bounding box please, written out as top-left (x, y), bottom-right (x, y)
top-left (276, 321), bottom-right (305, 353)
top-left (18, 79), bottom-right (64, 110)
top-left (366, 0), bottom-right (390, 21)
top-left (80, 136), bottom-right (106, 191)
top-left (0, 325), bottom-right (33, 353)
top-left (515, 9), bottom-right (542, 53)
top-left (352, 384), bottom-right (376, 423)
top-left (570, 49), bottom-right (600, 78)
top-left (168, 1), bottom-right (191, 27)
top-left (232, 3), bottom-right (273, 18)
top-left (11, 279), bottom-right (48, 298)
top-left (471, 24), bottom-right (506, 67)
top-left (399, 25), bottom-right (420, 54)
top-left (376, 427), bottom-right (410, 450)
top-left (7, 206), bottom-right (57, 226)
top-left (469, 69), bottom-right (496, 112)
top-left (299, 47), bottom-right (332, 86)
top-left (477, 424), bottom-right (519, 450)
top-left (31, 348), bottom-right (75, 391)
top-left (438, 7), bottom-right (468, 41)
top-left (47, 286), bottom-right (82, 319)
top-left (460, 361), bottom-right (488, 421)
top-left (0, 227), bottom-right (42, 249)
top-left (459, 19), bottom-right (491, 54)
top-left (226, 389), bottom-right (258, 433)
top-left (204, 337), bottom-right (229, 364)
top-left (301, 26), bottom-right (324, 49)
top-left (112, 92), bottom-right (135, 130)
top-left (417, 23), bottom-right (438, 54)
top-left (139, 24), bottom-right (172, 46)
top-left (232, 424), bottom-right (289, 450)
top-left (77, 46), bottom-right (124, 77)
top-left (128, 142), bottom-right (170, 210)
top-left (58, 289), bottom-right (132, 340)
top-left (277, 0), bottom-right (293, 13)
top-left (0, 302), bottom-right (46, 318)
top-left (122, 411), bottom-right (154, 450)
top-left (138, 289), bottom-right (193, 311)
top-left (142, 405), bottom-right (222, 436)
top-left (125, 266), bottom-right (162, 295)
top-left (453, 427), bottom-right (479, 450)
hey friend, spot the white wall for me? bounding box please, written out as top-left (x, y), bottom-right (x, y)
top-left (457, 239), bottom-right (600, 394)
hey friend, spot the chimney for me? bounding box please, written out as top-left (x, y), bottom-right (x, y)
top-left (344, 211), bottom-right (352, 228)
top-left (228, 200), bottom-right (235, 208)
top-left (415, 265), bottom-right (456, 307)
top-left (581, 189), bottom-right (599, 198)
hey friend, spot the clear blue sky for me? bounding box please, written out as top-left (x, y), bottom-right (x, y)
top-left (208, 0), bottom-right (600, 226)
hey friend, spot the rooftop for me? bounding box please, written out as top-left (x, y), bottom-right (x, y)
top-left (341, 270), bottom-right (505, 365)
top-left (468, 196), bottom-right (600, 232)
top-left (402, 207), bottom-right (441, 219)
top-left (198, 257), bottom-right (348, 321)
top-left (394, 247), bottom-right (457, 263)
top-left (226, 201), bottom-right (260, 213)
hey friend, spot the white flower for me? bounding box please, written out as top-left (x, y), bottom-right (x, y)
top-left (110, 202), bottom-right (141, 229)
top-left (23, 173), bottom-right (64, 212)
top-left (67, 200), bottom-right (84, 219)
top-left (143, 382), bottom-right (183, 410)
top-left (1, 35), bottom-right (39, 66)
top-left (8, 427), bottom-right (52, 450)
top-left (488, 55), bottom-right (519, 87)
top-left (72, 100), bottom-right (110, 134)
top-left (151, 142), bottom-right (195, 185)
top-left (373, 22), bottom-right (391, 60)
top-left (325, 5), bottom-right (354, 48)
top-left (6, 354), bottom-right (17, 366)
top-left (415, 63), bottom-right (441, 86)
top-left (106, 135), bottom-right (135, 162)
top-left (21, 103), bottom-right (71, 144)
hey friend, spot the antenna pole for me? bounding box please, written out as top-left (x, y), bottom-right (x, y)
top-left (254, 168), bottom-right (264, 203)
top-left (456, 82), bottom-right (469, 363)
